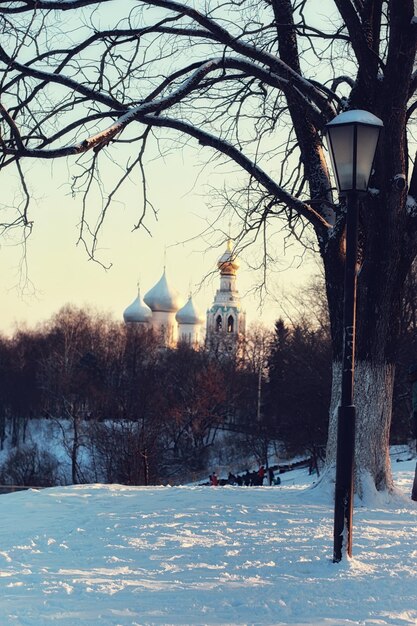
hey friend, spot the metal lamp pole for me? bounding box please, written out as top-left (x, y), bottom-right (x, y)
top-left (325, 110), bottom-right (383, 563)
top-left (333, 191), bottom-right (358, 562)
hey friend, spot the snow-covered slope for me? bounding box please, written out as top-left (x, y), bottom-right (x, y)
top-left (0, 459), bottom-right (416, 625)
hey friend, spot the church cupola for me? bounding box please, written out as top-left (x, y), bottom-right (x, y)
top-left (217, 239), bottom-right (240, 276)
top-left (144, 269), bottom-right (183, 346)
top-left (143, 270), bottom-right (182, 313)
top-left (123, 288), bottom-right (152, 325)
top-left (176, 295), bottom-right (205, 346)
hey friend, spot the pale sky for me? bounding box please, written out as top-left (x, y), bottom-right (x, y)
top-left (0, 141), bottom-right (316, 336)
top-left (0, 0), bottom-right (333, 337)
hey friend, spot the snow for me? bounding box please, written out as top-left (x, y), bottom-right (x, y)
top-left (0, 459), bottom-right (416, 624)
top-left (406, 194), bottom-right (417, 216)
top-left (328, 110), bottom-right (383, 126)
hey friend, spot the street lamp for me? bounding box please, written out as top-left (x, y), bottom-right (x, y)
top-left (325, 110), bottom-right (383, 563)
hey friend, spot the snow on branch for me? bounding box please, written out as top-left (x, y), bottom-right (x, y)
top-left (138, 0), bottom-right (336, 119)
top-left (0, 0), bottom-right (112, 12)
top-left (1, 55), bottom-right (328, 157)
top-left (137, 57), bottom-right (327, 127)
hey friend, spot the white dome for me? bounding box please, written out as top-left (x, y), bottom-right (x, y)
top-left (123, 292), bottom-right (152, 323)
top-left (144, 271), bottom-right (183, 313)
top-left (176, 296), bottom-right (204, 325)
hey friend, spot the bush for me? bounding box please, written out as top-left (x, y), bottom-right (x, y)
top-left (0, 444), bottom-right (60, 487)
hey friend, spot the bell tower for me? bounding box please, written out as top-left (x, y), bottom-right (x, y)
top-left (206, 240), bottom-right (246, 353)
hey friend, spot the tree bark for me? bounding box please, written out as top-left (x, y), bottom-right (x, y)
top-left (327, 360), bottom-right (394, 498)
top-left (71, 415), bottom-right (79, 485)
top-left (412, 462), bottom-right (417, 501)
top-left (322, 186), bottom-right (412, 495)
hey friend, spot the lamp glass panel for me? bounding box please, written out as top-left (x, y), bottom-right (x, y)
top-left (355, 125), bottom-right (381, 191)
top-left (327, 124), bottom-right (354, 192)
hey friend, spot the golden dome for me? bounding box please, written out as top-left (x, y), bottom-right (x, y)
top-left (217, 240), bottom-right (240, 275)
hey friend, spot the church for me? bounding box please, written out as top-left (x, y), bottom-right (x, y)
top-left (123, 240), bottom-right (246, 349)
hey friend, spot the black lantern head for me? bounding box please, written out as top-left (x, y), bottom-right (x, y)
top-left (325, 110), bottom-right (383, 195)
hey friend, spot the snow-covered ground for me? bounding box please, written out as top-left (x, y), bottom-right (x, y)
top-left (0, 457), bottom-right (416, 625)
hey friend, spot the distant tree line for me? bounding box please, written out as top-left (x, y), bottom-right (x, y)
top-left (0, 265), bottom-right (416, 488)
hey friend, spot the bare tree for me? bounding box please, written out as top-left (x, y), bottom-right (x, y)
top-left (266, 318), bottom-right (331, 472)
top-left (0, 1), bottom-right (416, 495)
top-left (38, 305), bottom-right (111, 483)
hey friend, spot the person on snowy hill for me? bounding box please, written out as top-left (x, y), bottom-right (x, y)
top-left (227, 472), bottom-right (237, 485)
top-left (257, 466), bottom-right (265, 486)
top-left (243, 470), bottom-right (251, 486)
top-left (210, 472), bottom-right (219, 486)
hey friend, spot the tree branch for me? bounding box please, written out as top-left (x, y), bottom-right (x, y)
top-left (333, 0), bottom-right (376, 70)
top-left (136, 0), bottom-right (335, 119)
top-left (0, 101), bottom-right (24, 151)
top-left (0, 44), bottom-right (124, 112)
top-left (138, 112), bottom-right (332, 234)
top-left (0, 0), bottom-right (112, 13)
top-left (1, 55), bottom-right (332, 157)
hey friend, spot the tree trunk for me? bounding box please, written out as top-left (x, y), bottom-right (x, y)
top-left (72, 416), bottom-right (79, 485)
top-left (412, 462), bottom-right (417, 501)
top-left (326, 360), bottom-right (395, 498)
top-left (0, 413), bottom-right (5, 450)
top-left (322, 191), bottom-right (411, 497)
top-left (142, 447), bottom-right (149, 486)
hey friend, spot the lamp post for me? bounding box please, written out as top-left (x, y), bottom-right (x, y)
top-left (325, 110), bottom-right (383, 563)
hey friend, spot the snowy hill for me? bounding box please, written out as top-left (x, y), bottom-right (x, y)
top-left (0, 458), bottom-right (416, 625)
